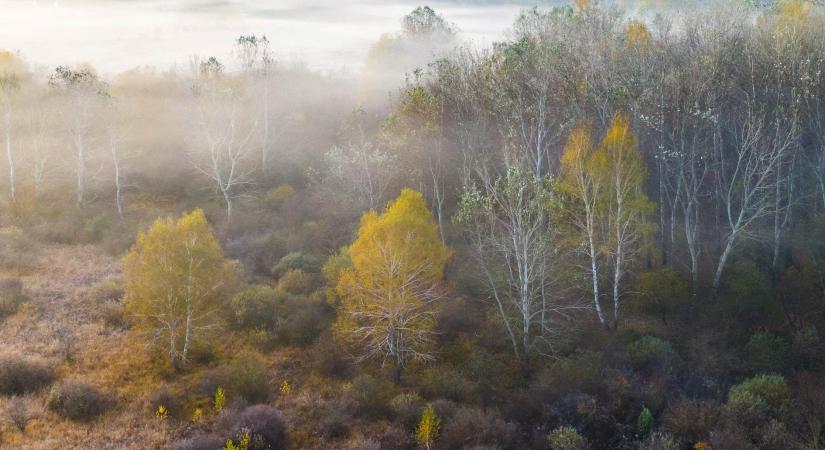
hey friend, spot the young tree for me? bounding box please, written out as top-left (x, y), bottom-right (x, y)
top-left (0, 51), bottom-right (26, 204)
top-left (234, 35), bottom-right (278, 175)
top-left (191, 57), bottom-right (257, 222)
top-left (123, 209), bottom-right (235, 370)
top-left (456, 168), bottom-right (574, 361)
top-left (335, 189), bottom-right (450, 383)
top-left (49, 65), bottom-right (104, 207)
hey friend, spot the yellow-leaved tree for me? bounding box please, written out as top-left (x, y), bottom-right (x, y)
top-left (336, 189), bottom-right (450, 383)
top-left (123, 209), bottom-right (235, 370)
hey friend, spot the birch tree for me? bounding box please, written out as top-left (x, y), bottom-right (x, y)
top-left (123, 209), bottom-right (235, 370)
top-left (235, 35), bottom-right (278, 175)
top-left (0, 51), bottom-right (26, 204)
top-left (456, 168), bottom-right (576, 360)
top-left (191, 57), bottom-right (257, 222)
top-left (335, 189), bottom-right (450, 383)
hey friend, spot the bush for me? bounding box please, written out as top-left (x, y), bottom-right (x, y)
top-left (47, 380), bottom-right (109, 421)
top-left (417, 366), bottom-right (472, 402)
top-left (311, 332), bottom-right (351, 378)
top-left (745, 332), bottom-right (788, 373)
top-left (6, 395), bottom-right (35, 431)
top-left (276, 269), bottom-right (314, 295)
top-left (226, 233), bottom-right (288, 275)
top-left (0, 227), bottom-right (39, 269)
top-left (197, 353), bottom-right (271, 405)
top-left (640, 431), bottom-right (679, 450)
top-left (88, 277), bottom-right (124, 303)
top-left (637, 406), bottom-right (653, 437)
top-left (263, 184), bottom-right (296, 210)
top-left (146, 385), bottom-right (182, 416)
top-left (634, 268), bottom-right (687, 323)
top-left (345, 374), bottom-right (392, 419)
top-left (222, 404), bottom-right (288, 450)
top-left (0, 354), bottom-right (54, 395)
top-left (0, 278), bottom-right (27, 319)
top-left (390, 392), bottom-right (424, 429)
top-left (271, 252), bottom-right (320, 277)
top-left (548, 426), bottom-right (586, 450)
top-left (377, 426), bottom-right (415, 450)
top-left (663, 398), bottom-right (720, 443)
top-left (727, 261), bottom-right (784, 329)
top-left (439, 407), bottom-right (517, 450)
top-left (791, 326), bottom-right (822, 369)
top-left (628, 336), bottom-right (674, 368)
top-left (276, 295), bottom-right (330, 346)
top-left (172, 433), bottom-right (224, 450)
top-left (731, 374), bottom-right (789, 410)
top-left (230, 284), bottom-right (283, 330)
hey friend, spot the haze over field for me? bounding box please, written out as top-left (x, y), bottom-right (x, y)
top-left (0, 0), bottom-right (537, 74)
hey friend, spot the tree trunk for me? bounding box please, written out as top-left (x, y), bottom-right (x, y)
top-left (5, 110), bottom-right (14, 204)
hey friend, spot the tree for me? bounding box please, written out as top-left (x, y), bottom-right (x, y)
top-left (456, 168), bottom-right (576, 361)
top-left (0, 51), bottom-right (26, 204)
top-left (335, 189), bottom-right (450, 383)
top-left (560, 115), bottom-right (652, 330)
top-left (49, 65), bottom-right (104, 207)
top-left (191, 56), bottom-right (257, 222)
top-left (416, 404), bottom-right (441, 450)
top-left (123, 209), bottom-right (235, 370)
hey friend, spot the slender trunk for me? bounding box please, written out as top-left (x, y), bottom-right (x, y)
top-left (110, 131), bottom-right (124, 219)
top-left (262, 82), bottom-right (269, 174)
top-left (588, 227), bottom-right (607, 328)
top-left (75, 136), bottom-right (85, 207)
top-left (5, 109), bottom-right (14, 204)
top-left (713, 233), bottom-right (736, 294)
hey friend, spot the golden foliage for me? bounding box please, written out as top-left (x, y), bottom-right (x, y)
top-left (625, 20), bottom-right (652, 52)
top-left (416, 404), bottom-right (441, 450)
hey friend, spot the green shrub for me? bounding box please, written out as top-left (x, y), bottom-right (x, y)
top-left (548, 426), bottom-right (586, 450)
top-left (731, 374), bottom-right (789, 410)
top-left (634, 268), bottom-right (687, 323)
top-left (417, 366), bottom-right (472, 402)
top-left (230, 284), bottom-right (283, 330)
top-left (390, 392), bottom-right (423, 429)
top-left (745, 332), bottom-right (788, 373)
top-left (726, 374), bottom-right (789, 426)
top-left (263, 184), bottom-right (295, 210)
top-left (0, 354), bottom-right (54, 395)
top-left (727, 261), bottom-right (784, 328)
top-left (276, 295), bottom-right (329, 346)
top-left (0, 278), bottom-right (27, 319)
top-left (439, 407), bottom-right (516, 450)
top-left (197, 352), bottom-right (271, 404)
top-left (637, 406), bottom-right (653, 437)
top-left (47, 380), bottom-right (109, 421)
top-left (271, 252), bottom-right (320, 277)
top-left (345, 374), bottom-right (392, 419)
top-left (276, 269), bottom-right (313, 295)
top-left (221, 404), bottom-right (289, 450)
top-left (628, 336), bottom-right (674, 368)
top-left (88, 277), bottom-right (124, 303)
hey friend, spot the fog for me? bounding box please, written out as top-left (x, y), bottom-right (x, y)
top-left (0, 0), bottom-right (539, 75)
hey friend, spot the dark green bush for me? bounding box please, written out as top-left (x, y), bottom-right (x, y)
top-left (276, 269), bottom-right (314, 295)
top-left (439, 407), bottom-right (517, 449)
top-left (0, 227), bottom-right (39, 269)
top-left (221, 404), bottom-right (289, 450)
top-left (230, 284), bottom-right (283, 330)
top-left (727, 261), bottom-right (784, 329)
top-left (271, 252), bottom-right (320, 277)
top-left (389, 392), bottom-right (423, 429)
top-left (276, 295), bottom-right (330, 346)
top-left (47, 380), bottom-right (109, 421)
top-left (344, 374), bottom-right (392, 420)
top-left (0, 354), bottom-right (53, 395)
top-left (197, 352), bottom-right (271, 404)
top-left (548, 426), bottom-right (586, 450)
top-left (628, 336), bottom-right (674, 368)
top-left (745, 332), bottom-right (788, 373)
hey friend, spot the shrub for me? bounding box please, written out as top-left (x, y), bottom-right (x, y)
top-left (311, 332), bottom-right (351, 378)
top-left (791, 326), bottom-right (821, 370)
top-left (730, 374), bottom-right (789, 410)
top-left (663, 398), bottom-right (720, 443)
top-left (6, 395), bottom-right (35, 431)
top-left (727, 261), bottom-right (784, 328)
top-left (639, 431), bottom-right (679, 450)
top-left (628, 336), bottom-right (674, 368)
top-left (88, 277), bottom-right (123, 303)
top-left (146, 385), bottom-right (181, 417)
top-left (439, 407), bottom-right (517, 450)
top-left (197, 354), bottom-right (271, 406)
top-left (548, 426), bottom-right (586, 450)
top-left (637, 406), bottom-right (653, 437)
top-left (417, 366), bottom-right (472, 402)
top-left (263, 184), bottom-right (295, 210)
top-left (276, 295), bottom-right (330, 346)
top-left (725, 386), bottom-right (768, 427)
top-left (0, 354), bottom-right (54, 395)
top-left (222, 404), bottom-right (288, 450)
top-left (0, 227), bottom-right (39, 269)
top-left (276, 269), bottom-right (313, 295)
top-left (172, 433), bottom-right (224, 450)
top-left (0, 278), bottom-right (27, 319)
top-left (378, 426), bottom-right (415, 450)
top-left (230, 284), bottom-right (282, 330)
top-left (226, 233), bottom-right (288, 275)
top-left (101, 300), bottom-right (128, 329)
top-left (47, 380), bottom-right (109, 421)
top-left (391, 392), bottom-right (424, 429)
top-left (745, 332), bottom-right (788, 373)
top-left (345, 374), bottom-right (392, 419)
top-left (634, 268), bottom-right (687, 323)
top-left (271, 252), bottom-right (320, 277)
